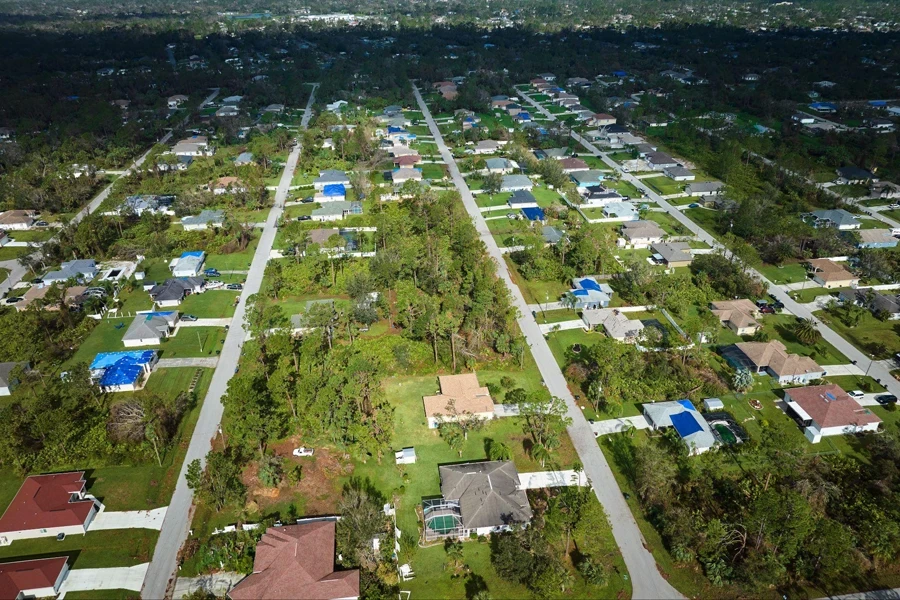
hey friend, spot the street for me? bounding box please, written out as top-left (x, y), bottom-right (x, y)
top-left (413, 84), bottom-right (683, 600)
top-left (140, 84), bottom-right (317, 600)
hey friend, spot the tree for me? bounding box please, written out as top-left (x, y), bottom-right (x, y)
top-left (733, 369), bottom-right (754, 392)
top-left (336, 480), bottom-right (389, 570)
top-left (482, 172), bottom-right (502, 197)
top-left (578, 555), bottom-right (609, 587)
top-left (530, 442), bottom-right (551, 468)
top-left (444, 538), bottom-right (465, 575)
top-left (186, 452), bottom-right (246, 510)
top-left (792, 318), bottom-right (821, 345)
top-left (487, 439), bottom-right (512, 461)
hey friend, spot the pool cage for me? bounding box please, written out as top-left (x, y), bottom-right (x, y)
top-left (422, 498), bottom-right (464, 541)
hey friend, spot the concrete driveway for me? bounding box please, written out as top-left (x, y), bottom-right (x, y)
top-left (90, 507), bottom-right (167, 531)
top-left (59, 564), bottom-right (149, 596)
top-left (172, 572), bottom-right (245, 598)
top-left (177, 318), bottom-right (232, 327)
top-left (519, 470), bottom-right (588, 489)
top-left (156, 357), bottom-right (219, 368)
top-left (590, 416), bottom-right (651, 437)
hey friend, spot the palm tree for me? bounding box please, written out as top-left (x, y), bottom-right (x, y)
top-left (792, 318), bottom-right (821, 345)
top-left (487, 440), bottom-right (512, 461)
top-left (530, 442), bottom-right (551, 468)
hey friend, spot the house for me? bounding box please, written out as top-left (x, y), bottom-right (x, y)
top-left (0, 472), bottom-right (100, 546)
top-left (393, 154), bottom-right (422, 168)
top-left (42, 259), bottom-right (99, 286)
top-left (500, 175), bottom-right (533, 193)
top-left (685, 181), bottom-right (724, 197)
top-left (234, 152), bottom-right (254, 166)
top-left (387, 145), bottom-right (419, 158)
top-left (866, 292), bottom-right (900, 320)
top-left (222, 95), bottom-right (242, 105)
top-left (582, 309), bottom-right (645, 342)
top-left (568, 277), bottom-right (614, 310)
top-left (0, 557), bottom-right (69, 599)
top-left (710, 300), bottom-right (761, 335)
top-left (485, 158), bottom-right (515, 174)
top-left (0, 362), bottom-right (27, 396)
top-left (602, 202), bottom-right (638, 221)
top-left (507, 190), bottom-right (538, 209)
top-left (228, 521), bottom-right (359, 600)
top-left (90, 350), bottom-right (158, 392)
top-left (807, 258), bottom-right (859, 288)
top-left (326, 100), bottom-right (348, 113)
top-left (391, 167), bottom-right (423, 184)
top-left (521, 207), bottom-right (545, 222)
top-left (728, 340), bottom-right (825, 384)
top-left (173, 136), bottom-right (214, 157)
top-left (646, 152), bottom-right (678, 170)
top-left (505, 104), bottom-right (522, 117)
top-left (533, 148), bottom-right (568, 160)
top-left (793, 114), bottom-right (816, 125)
top-left (109, 194), bottom-right (176, 217)
top-left (835, 167), bottom-right (877, 185)
top-left (422, 373), bottom-right (495, 429)
top-left (181, 209), bottom-right (225, 231)
top-left (0, 210), bottom-right (35, 230)
top-left (567, 77), bottom-right (591, 88)
top-left (263, 104), bottom-right (285, 113)
top-left (307, 228), bottom-right (342, 248)
top-left (386, 127), bottom-right (417, 144)
top-left (810, 209), bottom-right (861, 230)
top-left (542, 226), bottom-right (565, 245)
top-left (620, 220), bottom-right (666, 247)
top-left (424, 461), bottom-right (532, 540)
top-left (473, 140), bottom-right (502, 155)
top-left (643, 400), bottom-right (717, 455)
top-left (314, 169), bottom-right (351, 191)
top-left (854, 229), bottom-right (898, 249)
top-left (785, 384), bottom-right (881, 443)
top-left (314, 184), bottom-right (347, 203)
top-left (558, 157), bottom-right (589, 173)
top-left (395, 447), bottom-right (417, 465)
top-left (171, 251), bottom-right (205, 277)
top-left (311, 201), bottom-right (363, 222)
top-left (149, 278), bottom-right (205, 307)
top-left (570, 170), bottom-right (607, 189)
top-left (211, 176), bottom-right (247, 195)
top-left (809, 102), bottom-right (838, 113)
top-left (167, 94), bottom-right (188, 108)
top-left (870, 181), bottom-right (900, 199)
top-left (0, 229), bottom-right (7, 246)
top-left (581, 186), bottom-right (625, 206)
top-left (216, 105), bottom-right (239, 117)
top-left (651, 242), bottom-right (693, 267)
top-left (664, 166), bottom-right (695, 181)
top-left (588, 113), bottom-right (617, 127)
top-left (14, 285), bottom-right (87, 312)
top-left (122, 312), bottom-right (179, 347)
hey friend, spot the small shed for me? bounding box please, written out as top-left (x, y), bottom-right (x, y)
top-left (703, 398), bottom-right (725, 411)
top-left (395, 447), bottom-right (416, 465)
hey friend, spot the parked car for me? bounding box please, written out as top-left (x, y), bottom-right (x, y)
top-left (688, 203), bottom-right (700, 208)
top-left (847, 390), bottom-right (865, 399)
top-left (181, 314), bottom-right (198, 322)
top-left (889, 203), bottom-right (900, 209)
top-left (204, 268), bottom-right (220, 277)
top-left (35, 221), bottom-right (49, 227)
top-left (301, 196), bottom-right (314, 203)
top-left (759, 305), bottom-right (776, 314)
top-left (206, 280), bottom-right (224, 289)
top-left (31, 278), bottom-right (43, 285)
top-left (875, 394), bottom-right (898, 406)
top-left (226, 283), bottom-right (243, 291)
top-left (297, 215), bottom-right (311, 221)
top-left (506, 213), bottom-right (518, 219)
top-left (4, 297), bottom-right (22, 305)
top-left (292, 447), bottom-right (314, 457)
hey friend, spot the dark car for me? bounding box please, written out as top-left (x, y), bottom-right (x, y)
top-left (875, 394), bottom-right (898, 406)
top-left (35, 221), bottom-right (49, 227)
top-left (297, 215), bottom-right (312, 221)
top-left (759, 305), bottom-right (776, 314)
top-left (301, 196), bottom-right (314, 203)
top-left (226, 283), bottom-right (243, 291)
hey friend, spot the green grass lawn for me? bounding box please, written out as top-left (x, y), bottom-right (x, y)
top-left (421, 163), bottom-right (447, 180)
top-left (858, 218), bottom-right (889, 230)
top-left (475, 192), bottom-right (512, 208)
top-left (757, 262), bottom-right (809, 285)
top-left (759, 313), bottom-right (848, 365)
top-left (607, 179), bottom-right (642, 199)
top-left (0, 246), bottom-right (28, 261)
top-left (204, 236), bottom-right (259, 271)
top-left (790, 286), bottom-right (842, 303)
top-left (503, 257), bottom-right (570, 305)
top-left (643, 211), bottom-right (690, 235)
top-left (881, 209), bottom-right (900, 222)
top-left (605, 151), bottom-right (635, 163)
top-left (831, 184), bottom-right (870, 198)
top-left (6, 230), bottom-right (54, 242)
top-left (64, 591), bottom-right (138, 600)
top-left (816, 309), bottom-right (900, 359)
top-left (157, 327), bottom-right (227, 358)
top-left (0, 529), bottom-right (159, 569)
top-left (681, 207), bottom-right (724, 241)
top-left (178, 291), bottom-right (240, 318)
top-left (531, 186), bottom-right (563, 208)
top-left (643, 176), bottom-right (684, 196)
top-left (825, 374), bottom-right (885, 393)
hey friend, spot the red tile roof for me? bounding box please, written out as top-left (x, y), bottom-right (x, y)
top-left (0, 472), bottom-right (93, 535)
top-left (228, 521), bottom-right (359, 600)
top-left (0, 557), bottom-right (67, 600)
top-left (787, 384), bottom-right (882, 429)
top-left (393, 154), bottom-right (421, 166)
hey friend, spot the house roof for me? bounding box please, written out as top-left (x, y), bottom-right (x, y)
top-left (475, 140), bottom-right (500, 151)
top-left (686, 181), bottom-right (724, 194)
top-left (521, 207), bottom-right (545, 221)
top-left (123, 312), bottom-right (177, 342)
top-left (394, 155), bottom-right (421, 166)
top-left (234, 152), bottom-right (254, 164)
top-left (787, 384), bottom-right (881, 429)
top-left (836, 166), bottom-right (875, 180)
top-left (311, 201), bottom-right (361, 217)
top-left (646, 151), bottom-right (676, 165)
top-left (710, 299), bottom-right (759, 330)
top-left (90, 350), bottom-right (157, 387)
top-left (43, 259), bottom-right (97, 283)
top-left (228, 521), bottom-right (359, 600)
top-left (733, 340), bottom-right (823, 377)
top-left (808, 258), bottom-right (857, 283)
top-left (315, 170), bottom-right (350, 184)
top-left (501, 174), bottom-right (532, 189)
top-left (0, 473), bottom-right (93, 535)
top-left (603, 201), bottom-right (637, 218)
top-left (484, 158), bottom-right (512, 170)
top-left (439, 461), bottom-right (532, 530)
top-left (150, 277), bottom-right (204, 302)
top-left (0, 363), bottom-right (26, 390)
top-left (423, 373), bottom-right (494, 419)
top-left (571, 170), bottom-right (606, 185)
top-left (542, 226), bottom-right (564, 244)
top-left (181, 209), bottom-right (224, 227)
top-left (0, 557), bottom-right (68, 599)
top-left (652, 241), bottom-right (692, 264)
top-left (212, 176), bottom-right (244, 190)
top-left (558, 157), bottom-right (589, 171)
top-left (812, 209), bottom-right (861, 228)
top-left (621, 220), bottom-right (665, 241)
top-left (0, 210), bottom-right (35, 226)
top-left (392, 167), bottom-right (422, 181)
top-left (665, 166), bottom-right (694, 178)
top-left (643, 400), bottom-right (716, 451)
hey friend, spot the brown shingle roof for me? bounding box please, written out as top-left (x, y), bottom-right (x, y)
top-left (710, 299), bottom-right (759, 330)
top-left (807, 259), bottom-right (857, 283)
top-left (0, 557), bottom-right (67, 599)
top-left (0, 472), bottom-right (93, 535)
top-left (733, 340), bottom-right (823, 377)
top-left (423, 373), bottom-right (494, 418)
top-left (787, 384), bottom-right (882, 428)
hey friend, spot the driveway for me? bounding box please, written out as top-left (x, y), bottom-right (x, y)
top-left (59, 564), bottom-right (148, 596)
top-left (415, 84), bottom-right (683, 600)
top-left (141, 84), bottom-right (318, 600)
top-left (519, 470), bottom-right (588, 489)
top-left (590, 416), bottom-right (651, 437)
top-left (90, 507), bottom-right (167, 531)
top-left (156, 357), bottom-right (219, 369)
top-left (177, 318), bottom-right (231, 327)
top-left (173, 572), bottom-right (245, 598)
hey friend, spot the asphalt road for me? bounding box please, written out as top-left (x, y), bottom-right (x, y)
top-left (140, 84), bottom-right (317, 600)
top-left (0, 88), bottom-right (221, 297)
top-left (518, 92), bottom-right (900, 400)
top-left (414, 84), bottom-right (683, 600)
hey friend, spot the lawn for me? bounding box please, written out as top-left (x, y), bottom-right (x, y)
top-left (605, 151), bottom-right (635, 163)
top-left (157, 326), bottom-right (227, 358)
top-left (757, 262), bottom-right (809, 285)
top-left (643, 211), bottom-right (690, 235)
top-left (421, 163), bottom-right (447, 180)
top-left (6, 230), bottom-right (54, 242)
top-left (824, 374), bottom-right (885, 393)
top-left (790, 286), bottom-right (842, 303)
top-left (682, 207), bottom-right (724, 241)
top-left (204, 236), bottom-right (259, 271)
top-left (0, 246), bottom-right (28, 261)
top-left (816, 309), bottom-right (900, 359)
top-left (503, 257), bottom-right (570, 305)
top-left (830, 184), bottom-right (870, 198)
top-left (643, 176), bottom-right (684, 196)
top-left (178, 290), bottom-right (240, 318)
top-left (0, 529), bottom-right (159, 569)
top-left (881, 209), bottom-right (900, 222)
top-left (759, 313), bottom-right (848, 365)
top-left (475, 192), bottom-right (512, 208)
top-left (531, 186), bottom-right (563, 208)
top-left (858, 218), bottom-right (889, 230)
top-left (65, 591), bottom-right (138, 600)
top-left (607, 179), bottom-right (642, 199)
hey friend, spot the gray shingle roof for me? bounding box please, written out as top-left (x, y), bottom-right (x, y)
top-left (439, 461), bottom-right (532, 530)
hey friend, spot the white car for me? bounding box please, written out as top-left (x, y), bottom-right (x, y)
top-left (292, 447), bottom-right (314, 457)
top-left (848, 390), bottom-right (865, 399)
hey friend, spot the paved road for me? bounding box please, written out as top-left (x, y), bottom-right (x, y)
top-left (522, 92), bottom-right (900, 401)
top-left (140, 84), bottom-right (317, 600)
top-left (414, 84), bottom-right (683, 600)
top-left (0, 88), bottom-right (221, 297)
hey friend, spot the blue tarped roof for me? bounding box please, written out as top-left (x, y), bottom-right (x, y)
top-left (677, 399), bottom-right (696, 411)
top-left (180, 250), bottom-right (204, 258)
top-left (521, 207), bottom-right (545, 221)
top-left (91, 350), bottom-right (157, 370)
top-left (322, 184), bottom-right (346, 196)
top-left (578, 278), bottom-right (602, 292)
top-left (671, 411), bottom-right (703, 438)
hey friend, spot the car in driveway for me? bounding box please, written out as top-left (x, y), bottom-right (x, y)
top-left (297, 215), bottom-right (311, 221)
top-left (847, 390), bottom-right (865, 399)
top-left (301, 196), bottom-right (314, 203)
top-left (875, 394), bottom-right (898, 406)
top-left (35, 221), bottom-right (49, 227)
top-left (226, 283), bottom-right (243, 291)
top-left (4, 297), bottom-right (22, 305)
top-left (181, 314), bottom-right (198, 322)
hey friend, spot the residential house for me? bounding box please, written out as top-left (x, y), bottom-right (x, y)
top-left (507, 190), bottom-right (538, 209)
top-left (149, 278), bottom-right (205, 308)
top-left (500, 175), bottom-right (533, 193)
top-left (90, 350), bottom-right (158, 392)
top-left (602, 202), bottom-right (639, 221)
top-left (810, 209), bottom-right (861, 230)
top-left (386, 126), bottom-right (416, 144)
top-left (581, 186), bottom-right (625, 206)
top-left (234, 152), bottom-right (254, 166)
top-left (785, 384), bottom-right (881, 443)
top-left (0, 210), bottom-right (35, 230)
top-left (392, 167), bottom-right (423, 184)
top-left (387, 146), bottom-right (419, 158)
top-left (211, 176), bottom-right (247, 195)
top-left (533, 148), bottom-right (569, 160)
top-left (263, 104), bottom-right (285, 113)
top-left (228, 521), bottom-right (359, 600)
top-left (727, 340), bottom-right (825, 385)
top-left (314, 184), bottom-right (347, 203)
top-left (393, 154), bottom-right (422, 168)
top-left (314, 170), bottom-right (351, 191)
top-left (170, 251), bottom-right (205, 277)
top-left (664, 166), bottom-right (695, 181)
top-left (423, 461), bottom-right (532, 540)
top-left (106, 194), bottom-right (176, 216)
top-left (216, 105), bottom-right (239, 117)
top-left (685, 181), bottom-right (724, 197)
top-left (173, 136), bottom-right (214, 157)
top-left (521, 207), bottom-right (545, 223)
top-left (854, 229), bottom-right (898, 249)
top-left (422, 373), bottom-right (495, 429)
top-left (582, 309), bottom-right (645, 342)
top-left (651, 241), bottom-right (693, 267)
top-left (167, 94), bottom-right (188, 108)
top-left (473, 140), bottom-right (503, 155)
top-left (221, 95), bottom-right (242, 105)
top-left (311, 201), bottom-right (363, 222)
top-left (307, 228), bottom-right (342, 248)
top-left (505, 104), bottom-right (523, 117)
top-left (181, 209), bottom-right (225, 231)
top-left (710, 300), bottom-right (761, 336)
top-left (871, 181), bottom-right (900, 199)
top-left (807, 258), bottom-right (859, 288)
top-left (567, 77), bottom-right (591, 88)
top-left (122, 312), bottom-right (179, 347)
top-left (588, 113), bottom-right (617, 127)
top-left (485, 158), bottom-right (515, 174)
top-left (835, 166), bottom-right (877, 185)
top-left (14, 285), bottom-right (87, 312)
top-left (570, 170), bottom-right (607, 189)
top-left (326, 100), bottom-right (348, 113)
top-left (0, 362), bottom-right (27, 396)
top-left (633, 143), bottom-right (658, 157)
top-left (542, 225), bottom-right (565, 245)
top-left (0, 557), bottom-right (69, 599)
top-left (0, 472), bottom-right (100, 546)
top-left (810, 102), bottom-right (838, 113)
top-left (620, 220), bottom-right (666, 248)
top-left (558, 157), bottom-right (589, 173)
top-left (645, 152), bottom-right (678, 171)
top-left (643, 400), bottom-right (717, 455)
top-left (42, 259), bottom-right (99, 286)
top-left (567, 277), bottom-right (614, 310)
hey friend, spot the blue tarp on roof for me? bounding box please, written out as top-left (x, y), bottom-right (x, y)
top-left (521, 207), bottom-right (545, 221)
top-left (91, 350), bottom-right (156, 370)
top-left (810, 102), bottom-right (837, 110)
top-left (671, 411), bottom-right (703, 438)
top-left (180, 250), bottom-right (204, 258)
top-left (677, 399), bottom-right (696, 411)
top-left (100, 364), bottom-right (145, 387)
top-left (573, 290), bottom-right (589, 297)
top-left (387, 126), bottom-right (404, 134)
top-left (869, 100), bottom-right (887, 107)
top-left (612, 70), bottom-right (628, 77)
top-left (322, 184), bottom-right (346, 197)
top-left (578, 278), bottom-right (602, 292)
